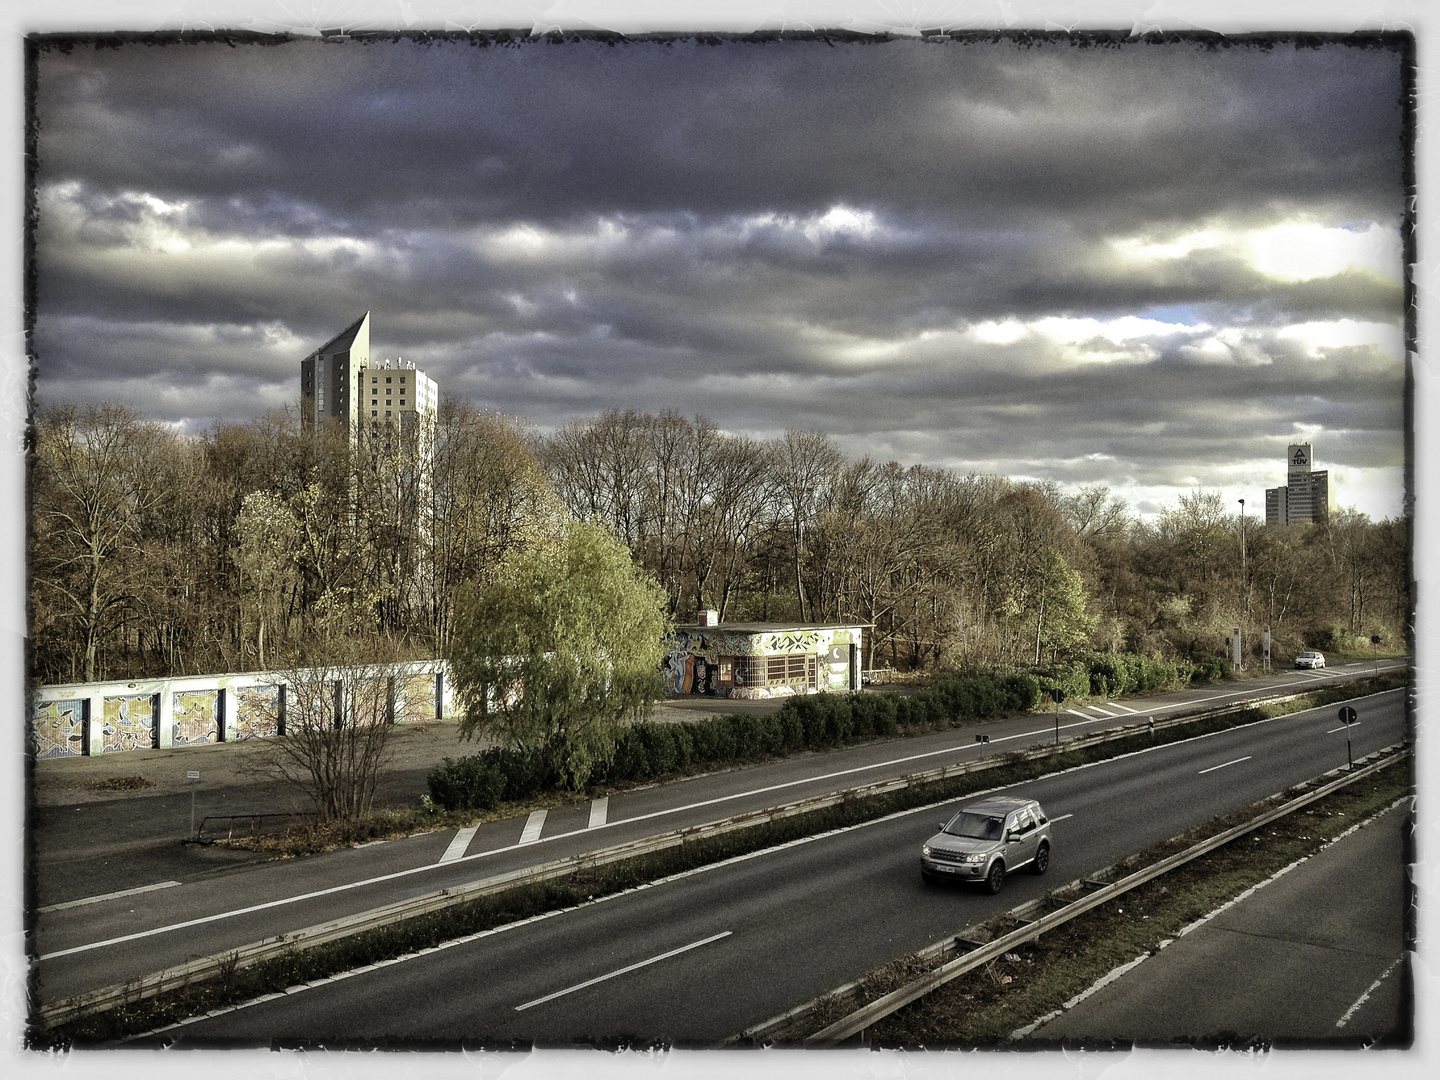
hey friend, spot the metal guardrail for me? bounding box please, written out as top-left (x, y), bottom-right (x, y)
top-left (191, 813), bottom-right (311, 843)
top-left (794, 744), bottom-right (1409, 1046)
top-left (36, 676), bottom-right (1405, 1031)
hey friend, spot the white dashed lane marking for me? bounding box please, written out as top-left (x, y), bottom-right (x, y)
top-left (514, 931), bottom-right (733, 1012)
top-left (588, 797), bottom-right (609, 829)
top-left (518, 809), bottom-right (547, 845)
top-left (439, 825), bottom-right (479, 864)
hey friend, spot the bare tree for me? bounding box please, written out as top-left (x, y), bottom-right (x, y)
top-left (258, 643), bottom-right (405, 823)
top-left (32, 403), bottom-right (176, 682)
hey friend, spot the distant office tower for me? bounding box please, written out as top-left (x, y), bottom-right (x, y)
top-left (1264, 442), bottom-right (1330, 526)
top-left (300, 311), bottom-right (438, 446)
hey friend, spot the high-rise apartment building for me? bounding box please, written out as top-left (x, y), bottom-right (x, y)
top-left (1264, 442), bottom-right (1330, 526)
top-left (300, 311), bottom-right (438, 447)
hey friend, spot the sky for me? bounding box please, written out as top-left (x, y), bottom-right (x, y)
top-left (25, 22), bottom-right (1412, 522)
top-left (3, 7), bottom-right (1435, 1080)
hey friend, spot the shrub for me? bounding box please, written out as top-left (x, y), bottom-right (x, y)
top-left (640, 723), bottom-right (680, 777)
top-left (426, 753), bottom-right (507, 812)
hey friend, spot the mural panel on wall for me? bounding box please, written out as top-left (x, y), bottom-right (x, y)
top-left (31, 700), bottom-right (85, 758)
top-left (172, 690), bottom-right (220, 745)
top-left (234, 685), bottom-right (280, 740)
top-left (103, 694), bottom-right (156, 753)
top-left (397, 673), bottom-right (437, 724)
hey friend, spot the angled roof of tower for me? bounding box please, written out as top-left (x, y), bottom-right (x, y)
top-left (309, 311), bottom-right (370, 358)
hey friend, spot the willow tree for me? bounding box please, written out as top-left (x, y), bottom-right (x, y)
top-left (446, 519), bottom-right (671, 789)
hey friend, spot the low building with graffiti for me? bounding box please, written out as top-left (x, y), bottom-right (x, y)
top-left (664, 615), bottom-right (866, 699)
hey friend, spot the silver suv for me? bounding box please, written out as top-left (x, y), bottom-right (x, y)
top-left (920, 796), bottom-right (1052, 894)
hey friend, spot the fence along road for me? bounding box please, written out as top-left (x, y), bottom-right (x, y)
top-left (32, 663), bottom-right (1407, 1007)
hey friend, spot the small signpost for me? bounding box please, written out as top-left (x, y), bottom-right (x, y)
top-left (1338, 707), bottom-right (1357, 771)
top-left (187, 770), bottom-right (200, 840)
top-left (1371, 635), bottom-right (1381, 679)
top-left (1049, 688), bottom-right (1066, 745)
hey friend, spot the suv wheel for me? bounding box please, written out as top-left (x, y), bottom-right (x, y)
top-left (985, 860), bottom-right (1006, 894)
top-left (1032, 842), bottom-right (1050, 876)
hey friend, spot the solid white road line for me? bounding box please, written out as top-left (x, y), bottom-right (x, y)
top-left (1198, 756), bottom-right (1253, 775)
top-left (1335, 953), bottom-right (1405, 1028)
top-left (514, 931), bottom-right (733, 1011)
top-left (1048, 814), bottom-right (1074, 823)
top-left (439, 825), bottom-right (479, 864)
top-left (1327, 722), bottom-right (1363, 734)
top-left (519, 810), bottom-right (547, 845)
top-left (38, 881), bottom-right (183, 914)
top-left (44, 684), bottom-right (1404, 962)
top-left (588, 797), bottom-right (609, 829)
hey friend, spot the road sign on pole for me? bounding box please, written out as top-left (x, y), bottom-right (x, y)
top-left (1338, 707), bottom-right (1357, 770)
top-left (187, 770), bottom-right (200, 840)
top-left (1049, 688), bottom-right (1066, 745)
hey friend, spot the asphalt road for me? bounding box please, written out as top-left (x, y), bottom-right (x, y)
top-left (123, 684), bottom-right (1408, 1045)
top-left (32, 663), bottom-right (1404, 1007)
top-left (1020, 798), bottom-right (1411, 1047)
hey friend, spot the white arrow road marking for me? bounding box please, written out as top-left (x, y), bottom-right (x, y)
top-left (518, 809), bottom-right (547, 845)
top-left (439, 825), bottom-right (479, 864)
top-left (1198, 756), bottom-right (1253, 775)
top-left (515, 931), bottom-right (733, 1011)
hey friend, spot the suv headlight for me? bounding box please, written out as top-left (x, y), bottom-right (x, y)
top-left (963, 853), bottom-right (987, 864)
top-left (922, 845), bottom-right (932, 857)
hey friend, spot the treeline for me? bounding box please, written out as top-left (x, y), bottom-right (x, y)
top-left (29, 402), bottom-right (1409, 685)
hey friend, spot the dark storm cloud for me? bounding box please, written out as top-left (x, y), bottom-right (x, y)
top-left (30, 33), bottom-right (1409, 517)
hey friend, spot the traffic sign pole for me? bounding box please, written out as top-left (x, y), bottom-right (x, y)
top-left (187, 770), bottom-right (200, 839)
top-left (1338, 707), bottom-right (1357, 771)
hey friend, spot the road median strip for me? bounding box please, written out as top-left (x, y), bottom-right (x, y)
top-left (735, 743), bottom-right (1407, 1046)
top-left (33, 674), bottom-right (1405, 1043)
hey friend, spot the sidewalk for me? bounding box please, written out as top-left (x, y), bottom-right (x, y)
top-left (1020, 800), bottom-right (1411, 1047)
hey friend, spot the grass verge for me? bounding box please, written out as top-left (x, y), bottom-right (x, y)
top-left (808, 756), bottom-right (1412, 1049)
top-left (34, 673), bottom-right (1408, 1048)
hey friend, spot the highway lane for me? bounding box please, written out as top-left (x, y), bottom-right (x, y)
top-left (33, 664), bottom-right (1404, 1005)
top-left (141, 687), bottom-right (1409, 1044)
top-left (34, 659), bottom-right (1399, 905)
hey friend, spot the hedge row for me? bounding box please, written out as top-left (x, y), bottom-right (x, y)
top-left (427, 669), bottom-right (1042, 810)
top-left (426, 653), bottom-right (1222, 810)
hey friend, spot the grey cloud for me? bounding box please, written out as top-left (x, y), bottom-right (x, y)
top-left (29, 33), bottom-right (1410, 517)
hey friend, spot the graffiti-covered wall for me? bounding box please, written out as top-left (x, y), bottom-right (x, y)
top-left (664, 624), bottom-right (864, 700)
top-left (30, 661), bottom-right (449, 758)
top-left (30, 700), bottom-right (86, 759)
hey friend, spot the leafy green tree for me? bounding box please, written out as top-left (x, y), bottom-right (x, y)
top-left (446, 520), bottom-right (672, 789)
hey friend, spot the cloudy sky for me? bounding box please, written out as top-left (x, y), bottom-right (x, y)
top-left (28, 26), bottom-right (1410, 520)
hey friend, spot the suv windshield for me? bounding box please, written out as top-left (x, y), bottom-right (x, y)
top-left (944, 812), bottom-right (1005, 840)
